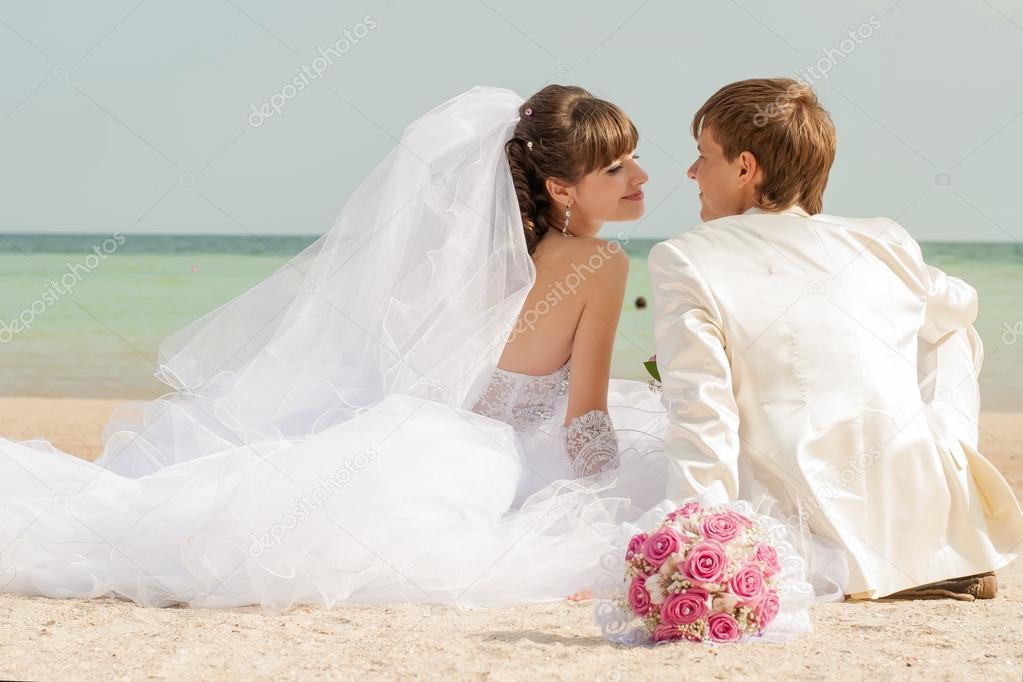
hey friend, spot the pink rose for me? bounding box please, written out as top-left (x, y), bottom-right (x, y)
top-left (667, 501), bottom-right (702, 520)
top-left (627, 576), bottom-right (652, 616)
top-left (643, 527), bottom-right (683, 567)
top-left (728, 563), bottom-right (766, 606)
top-left (702, 512), bottom-right (741, 543)
top-left (727, 510), bottom-right (753, 527)
top-left (757, 543), bottom-right (777, 576)
top-left (707, 612), bottom-right (742, 643)
top-left (754, 542), bottom-right (781, 577)
top-left (682, 540), bottom-right (728, 583)
top-left (660, 588), bottom-right (709, 626)
top-left (651, 623), bottom-right (681, 642)
top-left (756, 590), bottom-right (781, 630)
top-left (626, 532), bottom-right (648, 561)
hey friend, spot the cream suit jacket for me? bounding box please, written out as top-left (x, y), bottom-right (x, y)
top-left (648, 206), bottom-right (1023, 597)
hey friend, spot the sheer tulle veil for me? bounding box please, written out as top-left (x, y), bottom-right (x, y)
top-left (97, 87), bottom-right (534, 476)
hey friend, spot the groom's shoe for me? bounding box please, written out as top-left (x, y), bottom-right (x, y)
top-left (889, 571), bottom-right (997, 601)
top-left (972, 573), bottom-right (998, 599)
top-left (929, 571), bottom-right (997, 599)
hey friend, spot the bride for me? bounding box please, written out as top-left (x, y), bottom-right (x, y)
top-left (0, 85), bottom-right (675, 609)
top-left (0, 84), bottom-right (844, 627)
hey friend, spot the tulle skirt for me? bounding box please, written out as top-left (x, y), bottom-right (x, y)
top-left (0, 379), bottom-right (846, 610)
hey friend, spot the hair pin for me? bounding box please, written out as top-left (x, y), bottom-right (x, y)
top-left (526, 140), bottom-right (533, 150)
top-left (524, 107), bottom-right (533, 116)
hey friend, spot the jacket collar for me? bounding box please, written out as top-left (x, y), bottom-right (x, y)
top-left (743, 205), bottom-right (811, 217)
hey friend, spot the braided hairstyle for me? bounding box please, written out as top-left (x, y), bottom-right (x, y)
top-left (505, 85), bottom-right (639, 254)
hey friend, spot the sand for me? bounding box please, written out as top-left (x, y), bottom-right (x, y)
top-left (0, 398), bottom-right (1020, 681)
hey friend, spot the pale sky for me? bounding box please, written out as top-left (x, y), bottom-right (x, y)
top-left (1, 0), bottom-right (1021, 241)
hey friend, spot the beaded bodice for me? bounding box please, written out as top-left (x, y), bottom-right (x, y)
top-left (470, 361), bottom-right (571, 428)
top-left (470, 360), bottom-right (620, 478)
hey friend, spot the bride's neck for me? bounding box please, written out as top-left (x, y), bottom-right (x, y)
top-left (560, 214), bottom-right (603, 239)
top-left (567, 220), bottom-right (603, 238)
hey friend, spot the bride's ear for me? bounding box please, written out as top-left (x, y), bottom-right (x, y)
top-left (545, 177), bottom-right (575, 209)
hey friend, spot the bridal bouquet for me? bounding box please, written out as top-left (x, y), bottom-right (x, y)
top-left (596, 501), bottom-right (792, 645)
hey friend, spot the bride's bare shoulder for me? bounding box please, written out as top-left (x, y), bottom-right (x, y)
top-left (533, 235), bottom-right (629, 287)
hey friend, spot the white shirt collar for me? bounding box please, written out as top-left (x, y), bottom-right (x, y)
top-left (743, 205), bottom-right (811, 217)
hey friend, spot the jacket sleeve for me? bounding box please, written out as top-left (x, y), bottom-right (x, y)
top-left (920, 264), bottom-right (979, 345)
top-left (648, 239), bottom-right (740, 504)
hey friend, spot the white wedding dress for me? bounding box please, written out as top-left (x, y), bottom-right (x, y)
top-left (0, 87), bottom-right (667, 609)
top-left (0, 356), bottom-right (666, 608)
top-left (0, 87), bottom-right (840, 619)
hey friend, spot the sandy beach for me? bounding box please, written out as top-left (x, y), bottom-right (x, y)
top-left (0, 398), bottom-right (1020, 681)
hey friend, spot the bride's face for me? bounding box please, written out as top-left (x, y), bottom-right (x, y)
top-left (566, 151), bottom-right (648, 231)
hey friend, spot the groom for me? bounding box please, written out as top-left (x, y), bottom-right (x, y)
top-left (648, 77), bottom-right (1023, 600)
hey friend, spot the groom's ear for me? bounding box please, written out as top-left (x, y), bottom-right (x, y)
top-left (545, 177), bottom-right (575, 208)
top-left (736, 151), bottom-right (762, 189)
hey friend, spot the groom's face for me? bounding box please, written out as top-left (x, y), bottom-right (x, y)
top-left (687, 126), bottom-right (755, 222)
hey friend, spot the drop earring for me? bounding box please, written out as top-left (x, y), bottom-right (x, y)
top-left (561, 203), bottom-right (573, 237)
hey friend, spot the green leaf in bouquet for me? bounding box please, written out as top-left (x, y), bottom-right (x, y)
top-left (643, 359), bottom-right (660, 382)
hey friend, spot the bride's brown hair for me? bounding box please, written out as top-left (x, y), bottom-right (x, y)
top-left (506, 85), bottom-right (638, 254)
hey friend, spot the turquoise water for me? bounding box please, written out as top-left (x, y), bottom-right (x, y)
top-left (0, 235), bottom-right (1019, 410)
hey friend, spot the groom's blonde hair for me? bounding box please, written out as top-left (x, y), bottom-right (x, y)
top-left (691, 78), bottom-right (836, 215)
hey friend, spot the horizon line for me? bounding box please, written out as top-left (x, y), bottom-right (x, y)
top-left (0, 231), bottom-right (1018, 245)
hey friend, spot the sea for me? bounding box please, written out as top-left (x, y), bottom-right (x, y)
top-left (0, 235), bottom-right (1019, 411)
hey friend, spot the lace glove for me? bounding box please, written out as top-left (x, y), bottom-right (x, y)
top-left (563, 409), bottom-right (620, 477)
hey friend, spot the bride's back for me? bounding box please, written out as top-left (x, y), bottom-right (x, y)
top-left (496, 232), bottom-right (628, 377)
top-left (485, 84), bottom-right (643, 423)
